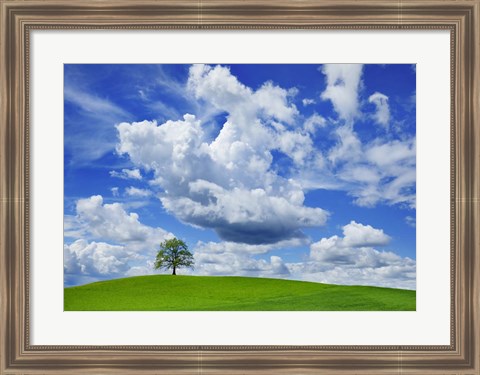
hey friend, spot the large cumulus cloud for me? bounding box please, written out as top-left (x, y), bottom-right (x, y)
top-left (116, 65), bottom-right (416, 239)
top-left (116, 65), bottom-right (329, 245)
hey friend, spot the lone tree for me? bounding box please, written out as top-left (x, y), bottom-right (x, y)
top-left (154, 238), bottom-right (194, 275)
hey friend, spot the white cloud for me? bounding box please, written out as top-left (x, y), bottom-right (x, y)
top-left (338, 165), bottom-right (380, 184)
top-left (287, 263), bottom-right (416, 290)
top-left (187, 64), bottom-right (252, 112)
top-left (323, 126), bottom-right (416, 207)
top-left (193, 241), bottom-right (291, 277)
top-left (302, 65), bottom-right (416, 208)
top-left (161, 181), bottom-right (327, 244)
top-left (109, 168), bottom-right (142, 180)
top-left (288, 221), bottom-right (415, 289)
top-left (340, 221), bottom-right (391, 247)
top-left (64, 239), bottom-right (159, 286)
top-left (65, 195), bottom-right (174, 285)
top-left (125, 262), bottom-right (156, 277)
top-left (275, 130), bottom-right (314, 166)
top-left (320, 64), bottom-right (363, 123)
top-left (64, 214), bottom-right (87, 239)
top-left (125, 186), bottom-right (152, 197)
top-left (194, 237), bottom-right (307, 255)
top-left (187, 65), bottom-right (298, 124)
top-left (254, 81), bottom-right (299, 125)
top-left (357, 139), bottom-right (416, 207)
top-left (368, 92), bottom-right (390, 127)
top-left (328, 124), bottom-right (363, 164)
top-left (365, 139), bottom-right (416, 168)
top-left (111, 187), bottom-right (119, 197)
top-left (64, 239), bottom-right (132, 276)
top-left (116, 65), bottom-right (329, 245)
top-left (304, 113), bottom-right (326, 134)
top-left (75, 195), bottom-right (172, 248)
top-left (302, 98), bottom-right (316, 106)
top-left (116, 115), bottom-right (213, 192)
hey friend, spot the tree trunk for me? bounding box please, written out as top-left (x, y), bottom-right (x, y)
top-left (172, 266), bottom-right (176, 275)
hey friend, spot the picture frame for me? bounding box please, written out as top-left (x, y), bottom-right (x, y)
top-left (1, 0), bottom-right (478, 373)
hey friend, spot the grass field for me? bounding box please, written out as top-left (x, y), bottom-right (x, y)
top-left (64, 275), bottom-right (415, 311)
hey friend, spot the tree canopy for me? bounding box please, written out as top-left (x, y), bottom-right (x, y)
top-left (154, 238), bottom-right (194, 275)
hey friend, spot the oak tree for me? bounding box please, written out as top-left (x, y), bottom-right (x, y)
top-left (154, 238), bottom-right (194, 275)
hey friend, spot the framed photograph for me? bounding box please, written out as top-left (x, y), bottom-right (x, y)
top-left (1, 0), bottom-right (478, 373)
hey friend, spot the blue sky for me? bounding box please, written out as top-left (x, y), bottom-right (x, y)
top-left (64, 64), bottom-right (416, 289)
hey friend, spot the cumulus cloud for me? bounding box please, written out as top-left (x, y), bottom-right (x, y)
top-left (187, 64), bottom-right (298, 124)
top-left (64, 214), bottom-right (86, 239)
top-left (74, 195), bottom-right (172, 248)
top-left (116, 115), bottom-right (215, 192)
top-left (320, 64), bottom-right (363, 123)
top-left (64, 195), bottom-right (174, 285)
top-left (161, 181), bottom-right (327, 244)
top-left (193, 241), bottom-right (291, 277)
top-left (340, 221), bottom-right (390, 247)
top-left (109, 168), bottom-right (142, 180)
top-left (288, 221), bottom-right (415, 289)
top-left (116, 65), bottom-right (328, 245)
top-left (64, 240), bottom-right (158, 286)
top-left (64, 240), bottom-right (131, 276)
top-left (369, 92), bottom-right (390, 127)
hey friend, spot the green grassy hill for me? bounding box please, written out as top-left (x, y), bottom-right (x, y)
top-left (64, 275), bottom-right (415, 311)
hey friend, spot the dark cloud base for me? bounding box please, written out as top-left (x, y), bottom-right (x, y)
top-left (215, 225), bottom-right (307, 245)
